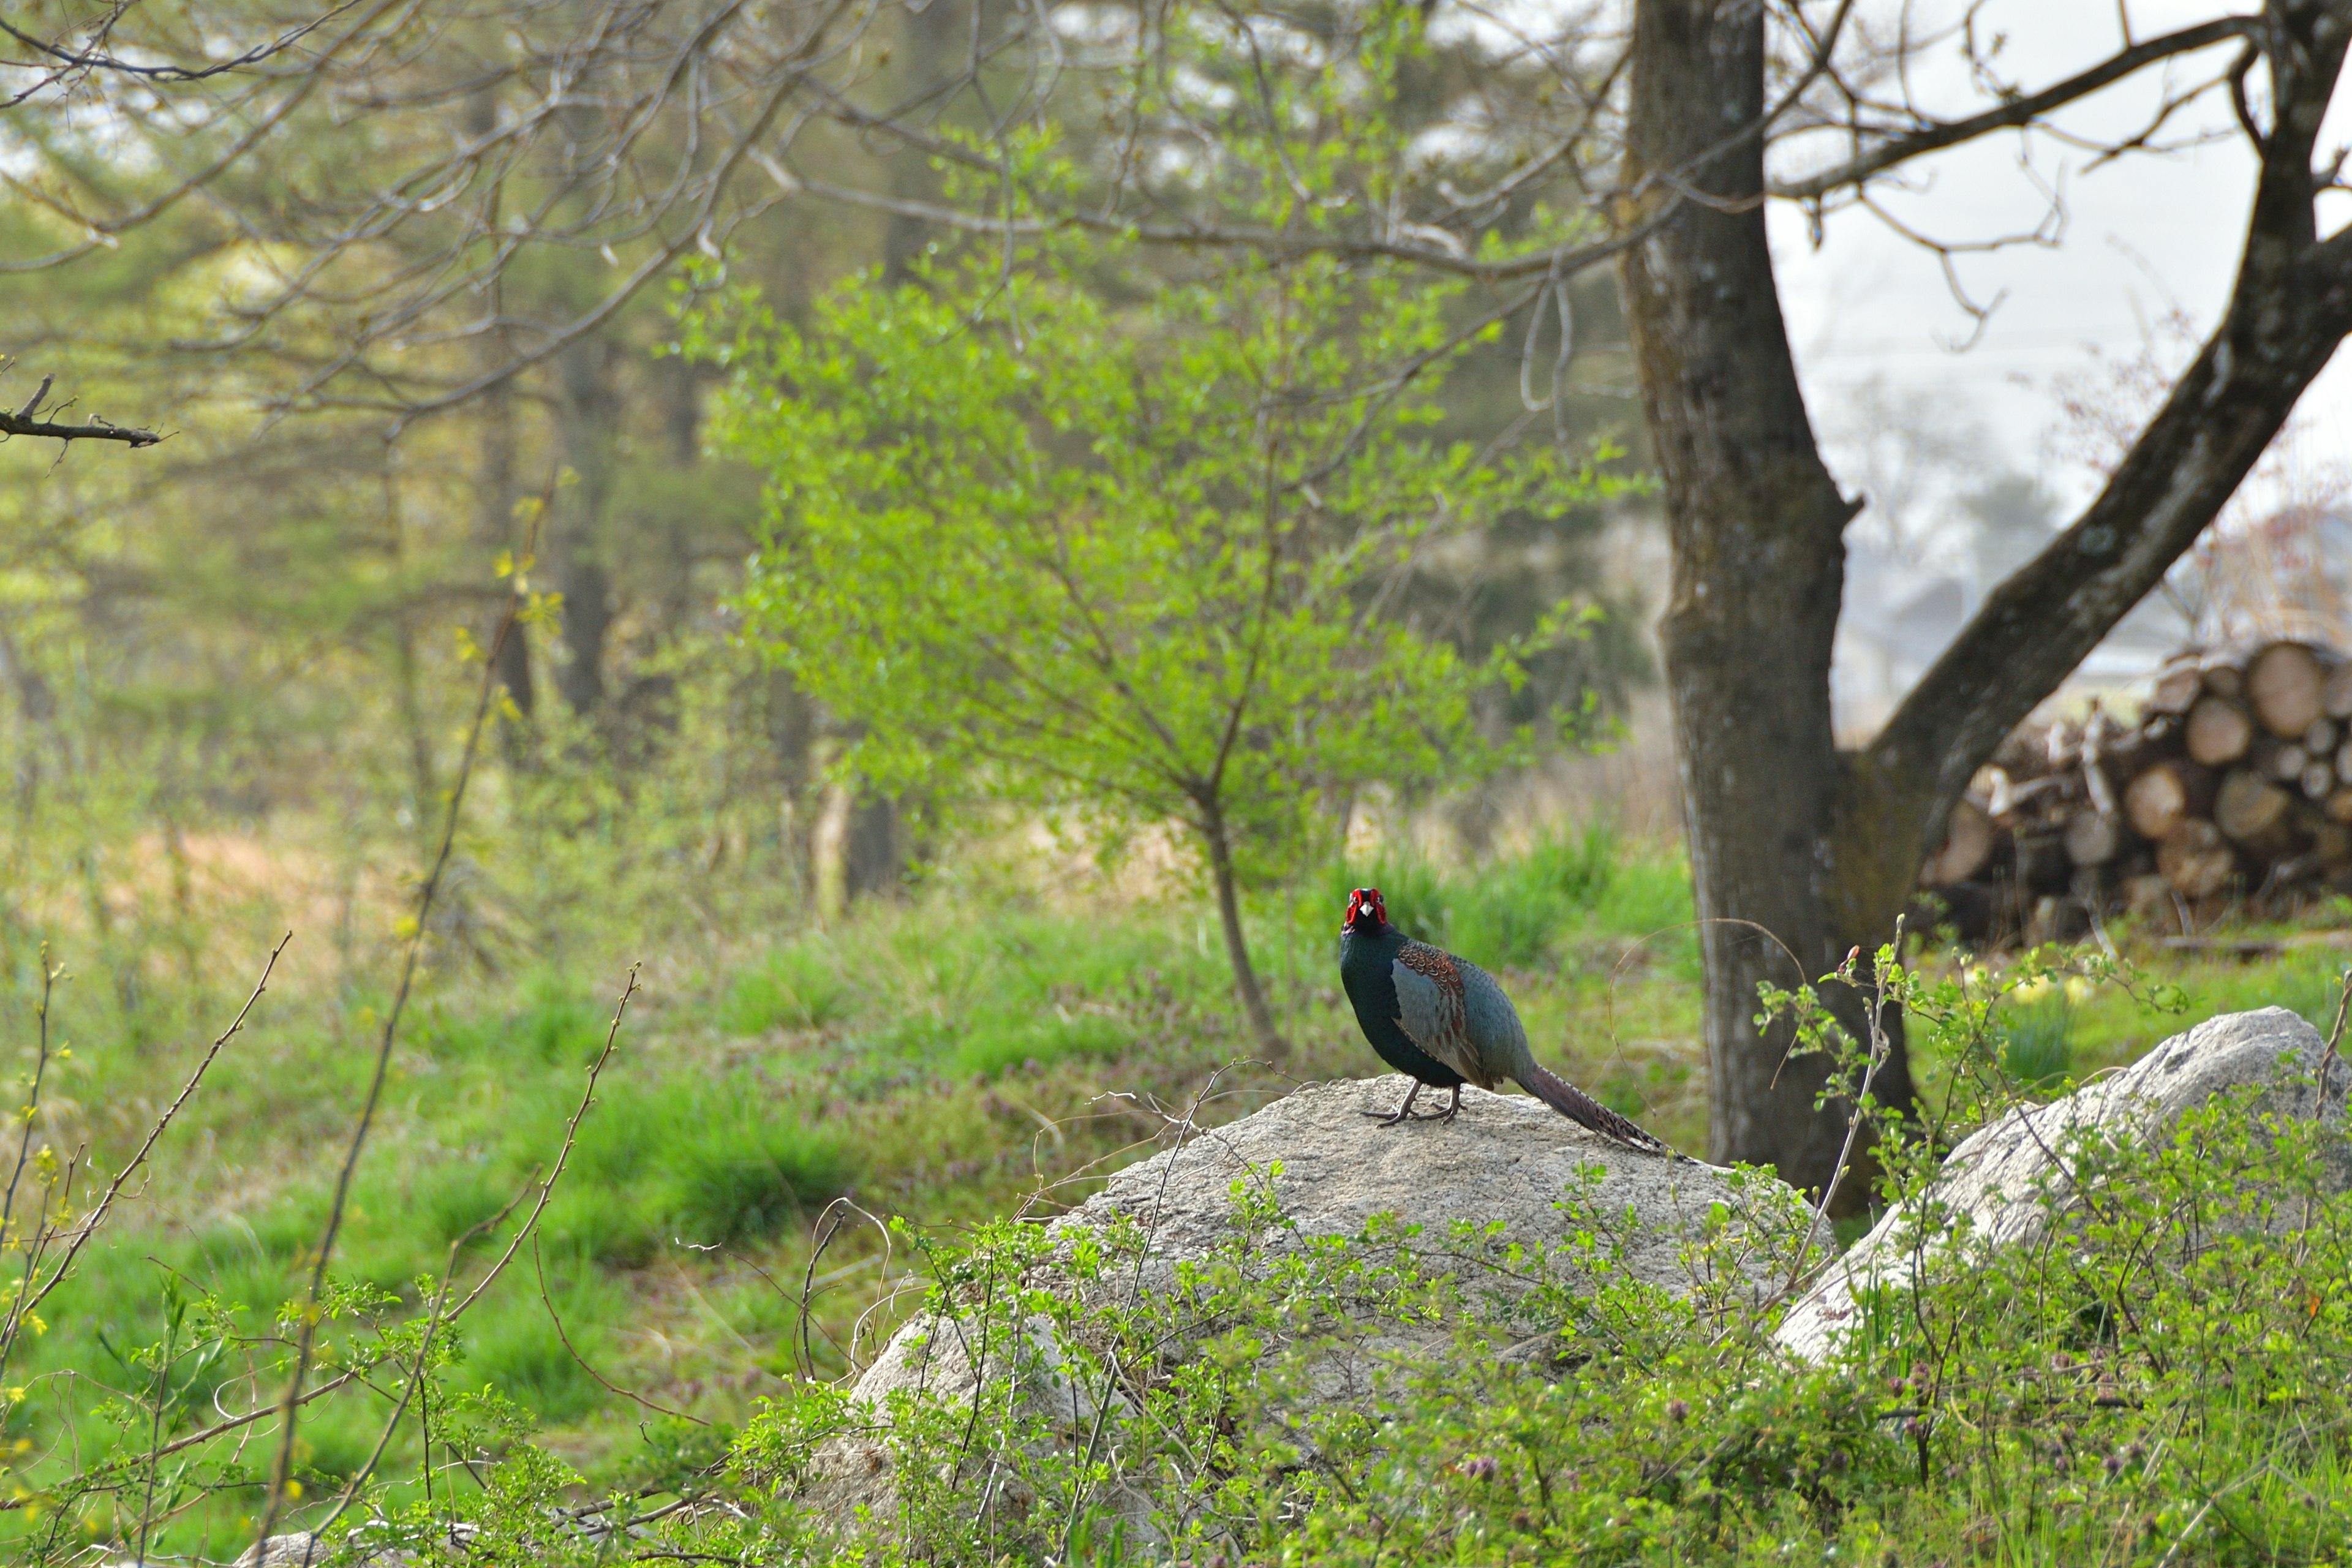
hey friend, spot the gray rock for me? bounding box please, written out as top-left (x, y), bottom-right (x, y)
top-left (1045, 1076), bottom-right (1769, 1298)
top-left (232, 1537), bottom-right (358, 1568)
top-left (1778, 1006), bottom-right (2351, 1361)
top-left (806, 1074), bottom-right (1804, 1530)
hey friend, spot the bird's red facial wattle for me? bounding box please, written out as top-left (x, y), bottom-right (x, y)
top-left (1343, 887), bottom-right (1388, 933)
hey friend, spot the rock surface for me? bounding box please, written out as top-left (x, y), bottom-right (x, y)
top-left (807, 1074), bottom-right (1801, 1526)
top-left (1047, 1075), bottom-right (1765, 1294)
top-left (1778, 1006), bottom-right (2351, 1360)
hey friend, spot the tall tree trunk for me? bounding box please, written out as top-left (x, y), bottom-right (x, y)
top-left (1619, 0), bottom-right (2352, 1199)
top-left (812, 768), bottom-right (853, 922)
top-left (553, 337), bottom-right (617, 715)
top-left (393, 617), bottom-right (437, 825)
top-left (880, 0), bottom-right (966, 285)
top-left (467, 81), bottom-right (535, 728)
top-left (1198, 799), bottom-right (1283, 1055)
top-left (1621, 0), bottom-right (1913, 1198)
top-left (475, 371), bottom-right (535, 724)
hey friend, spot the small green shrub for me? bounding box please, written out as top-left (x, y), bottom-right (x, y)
top-left (514, 1074), bottom-right (855, 1253)
top-left (537, 1184), bottom-right (660, 1267)
top-left (415, 1161), bottom-right (510, 1248)
top-left (413, 971), bottom-right (609, 1065)
top-left (1448, 825), bottom-right (1621, 968)
top-left (665, 1117), bottom-right (850, 1245)
top-left (720, 944), bottom-right (849, 1035)
top-left (1336, 824), bottom-right (1678, 969)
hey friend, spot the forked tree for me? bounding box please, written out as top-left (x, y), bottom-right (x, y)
top-left (1619, 1), bottom-right (2352, 1194)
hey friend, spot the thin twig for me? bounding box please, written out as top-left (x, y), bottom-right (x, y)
top-left (298, 1171), bottom-right (543, 1558)
top-left (534, 1234), bottom-right (707, 1426)
top-left (1781, 916), bottom-right (1904, 1299)
top-left (448, 966), bottom-right (637, 1319)
top-left (13, 935), bottom-right (288, 1336)
top-left (0, 378), bottom-right (161, 446)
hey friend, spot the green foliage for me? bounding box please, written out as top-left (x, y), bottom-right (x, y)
top-left (461, 1281), bottom-right (614, 1425)
top-left (2000, 994), bottom-right (2075, 1086)
top-left (17, 818), bottom-right (2352, 1565)
top-left (668, 1118), bottom-right (854, 1246)
top-left (418, 973), bottom-right (611, 1066)
top-left (528, 1077), bottom-right (853, 1259)
top-left (698, 228), bottom-right (1626, 895)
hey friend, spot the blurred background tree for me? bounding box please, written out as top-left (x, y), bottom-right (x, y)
top-left (0, 0), bottom-right (1654, 1015)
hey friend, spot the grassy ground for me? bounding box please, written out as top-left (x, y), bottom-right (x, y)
top-left (6, 821), bottom-right (2350, 1556)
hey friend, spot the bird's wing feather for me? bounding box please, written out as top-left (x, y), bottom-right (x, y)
top-left (1392, 944), bottom-right (1497, 1088)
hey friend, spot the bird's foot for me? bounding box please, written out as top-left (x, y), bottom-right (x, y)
top-left (1360, 1107), bottom-right (1431, 1127)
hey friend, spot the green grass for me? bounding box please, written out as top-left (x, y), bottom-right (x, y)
top-left (0, 823), bottom-right (1701, 1551)
top-left (1999, 997), bottom-right (2074, 1086)
top-left (717, 942), bottom-right (850, 1035)
top-left (20, 816), bottom-right (2352, 1561)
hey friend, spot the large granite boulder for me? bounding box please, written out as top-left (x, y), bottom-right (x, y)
top-left (1778, 1005), bottom-right (2352, 1360)
top-left (805, 1074), bottom-right (1806, 1528)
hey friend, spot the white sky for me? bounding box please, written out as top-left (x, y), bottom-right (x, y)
top-left (1770, 1), bottom-right (2352, 518)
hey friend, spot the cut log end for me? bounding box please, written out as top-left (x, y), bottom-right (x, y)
top-left (2248, 641), bottom-right (2328, 737)
top-left (2147, 660), bottom-right (2204, 715)
top-left (2124, 763), bottom-right (2189, 842)
top-left (2186, 696), bottom-right (2255, 767)
top-left (2064, 809), bottom-right (2122, 867)
top-left (2215, 768), bottom-right (2295, 851)
top-left (1921, 796), bottom-right (1997, 887)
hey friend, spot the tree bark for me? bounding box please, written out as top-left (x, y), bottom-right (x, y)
top-left (1621, 0), bottom-right (2352, 1198)
top-left (1197, 799), bottom-right (1283, 1056)
top-left (879, 0), bottom-right (965, 286)
top-left (553, 337), bottom-right (618, 714)
top-left (1621, 0), bottom-right (1911, 1198)
top-left (468, 82), bottom-right (535, 728)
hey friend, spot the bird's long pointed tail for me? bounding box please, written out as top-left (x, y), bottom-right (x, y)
top-left (1523, 1063), bottom-right (1677, 1156)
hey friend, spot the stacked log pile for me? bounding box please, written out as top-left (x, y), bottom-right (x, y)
top-left (1920, 641), bottom-right (2352, 942)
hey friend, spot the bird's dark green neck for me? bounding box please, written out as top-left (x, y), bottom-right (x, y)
top-left (1340, 921), bottom-right (1404, 974)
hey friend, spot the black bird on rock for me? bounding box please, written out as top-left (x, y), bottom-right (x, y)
top-left (1338, 886), bottom-right (1673, 1154)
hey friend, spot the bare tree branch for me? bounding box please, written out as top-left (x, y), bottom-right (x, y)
top-left (1, 3), bottom-right (355, 95)
top-left (0, 375), bottom-right (160, 447)
top-left (1864, 0), bottom-right (2352, 840)
top-left (1772, 15), bottom-right (2258, 202)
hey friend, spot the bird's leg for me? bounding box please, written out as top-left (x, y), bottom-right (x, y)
top-left (1434, 1084), bottom-right (1462, 1123)
top-left (1362, 1081), bottom-right (1425, 1126)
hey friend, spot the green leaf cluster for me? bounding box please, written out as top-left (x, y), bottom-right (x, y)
top-left (696, 230), bottom-right (1627, 884)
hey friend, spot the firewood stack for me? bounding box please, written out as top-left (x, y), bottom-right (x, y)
top-left (1919, 640), bottom-right (2352, 943)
